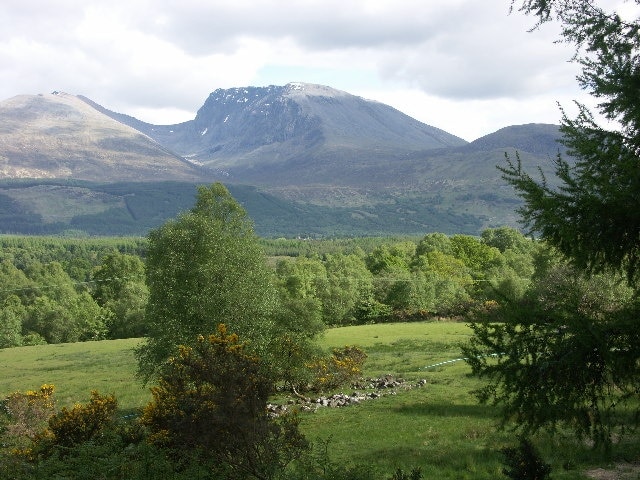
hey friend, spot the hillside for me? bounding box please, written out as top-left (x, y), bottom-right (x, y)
top-left (0, 92), bottom-right (213, 182)
top-left (0, 85), bottom-right (567, 237)
top-left (98, 83), bottom-right (468, 186)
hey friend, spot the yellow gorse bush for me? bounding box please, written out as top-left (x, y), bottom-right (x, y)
top-left (3, 384), bottom-right (56, 442)
top-left (25, 390), bottom-right (117, 459)
top-left (307, 345), bottom-right (367, 391)
top-left (139, 324), bottom-right (309, 479)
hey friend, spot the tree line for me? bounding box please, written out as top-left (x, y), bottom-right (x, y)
top-left (0, 219), bottom-right (542, 349)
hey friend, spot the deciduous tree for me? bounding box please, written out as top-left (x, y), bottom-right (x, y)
top-left (91, 253), bottom-right (148, 339)
top-left (320, 253), bottom-right (374, 325)
top-left (136, 183), bottom-right (279, 381)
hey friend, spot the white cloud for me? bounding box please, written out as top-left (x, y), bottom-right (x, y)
top-left (0, 0), bottom-right (614, 139)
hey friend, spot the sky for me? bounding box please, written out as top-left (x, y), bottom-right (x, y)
top-left (0, 0), bottom-right (635, 141)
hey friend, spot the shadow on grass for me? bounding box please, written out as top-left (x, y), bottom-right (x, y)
top-left (344, 444), bottom-right (504, 479)
top-left (394, 401), bottom-right (498, 419)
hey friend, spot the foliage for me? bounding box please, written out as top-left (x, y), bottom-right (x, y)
top-left (276, 255), bottom-right (328, 302)
top-left (321, 253), bottom-right (374, 325)
top-left (91, 252), bottom-right (148, 338)
top-left (0, 260), bottom-right (108, 344)
top-left (481, 226), bottom-right (533, 254)
top-left (366, 242), bottom-right (416, 275)
top-left (450, 234), bottom-right (502, 279)
top-left (412, 251), bottom-right (474, 314)
top-left (415, 232), bottom-right (453, 257)
top-left (388, 467), bottom-right (424, 480)
top-left (263, 235), bottom-right (422, 258)
top-left (140, 324), bottom-right (309, 479)
top-left (136, 183), bottom-right (280, 381)
top-left (269, 297), bottom-right (326, 391)
top-left (501, 437), bottom-right (551, 480)
top-left (0, 228), bottom-right (543, 349)
top-left (27, 390), bottom-right (117, 460)
top-left (4, 322), bottom-right (638, 478)
top-left (0, 295), bottom-right (25, 348)
top-left (307, 345), bottom-right (367, 392)
top-left (505, 0), bottom-right (640, 285)
top-left (465, 0), bottom-right (640, 454)
top-left (0, 384), bottom-right (56, 451)
top-left (0, 178), bottom-right (486, 237)
top-left (463, 262), bottom-right (639, 449)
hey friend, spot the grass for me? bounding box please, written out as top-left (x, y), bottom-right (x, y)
top-left (1, 321), bottom-right (637, 479)
top-left (0, 338), bottom-right (148, 411)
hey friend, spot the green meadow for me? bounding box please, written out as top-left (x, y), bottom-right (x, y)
top-left (0, 322), bottom-right (634, 479)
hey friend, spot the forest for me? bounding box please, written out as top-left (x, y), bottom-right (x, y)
top-left (0, 225), bottom-right (542, 349)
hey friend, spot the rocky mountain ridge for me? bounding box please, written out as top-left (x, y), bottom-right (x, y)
top-left (92, 82), bottom-right (468, 186)
top-left (0, 84), bottom-right (565, 236)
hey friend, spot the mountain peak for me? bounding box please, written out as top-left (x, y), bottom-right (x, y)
top-left (283, 82), bottom-right (349, 98)
top-left (133, 82), bottom-right (467, 185)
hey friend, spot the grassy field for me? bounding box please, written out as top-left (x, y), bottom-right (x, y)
top-left (0, 338), bottom-right (148, 411)
top-left (1, 322), bottom-right (636, 479)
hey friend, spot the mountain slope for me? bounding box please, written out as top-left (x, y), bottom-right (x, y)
top-left (105, 83), bottom-right (467, 186)
top-left (463, 123), bottom-right (565, 156)
top-left (0, 85), bottom-right (569, 237)
top-left (0, 92), bottom-right (212, 182)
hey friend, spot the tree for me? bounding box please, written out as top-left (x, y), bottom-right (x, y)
top-left (412, 251), bottom-right (473, 315)
top-left (365, 242), bottom-right (416, 275)
top-left (21, 262), bottom-right (106, 343)
top-left (415, 232), bottom-right (452, 257)
top-left (373, 265), bottom-right (432, 313)
top-left (482, 232), bottom-right (536, 303)
top-left (276, 256), bottom-right (327, 300)
top-left (136, 183), bottom-right (279, 381)
top-left (449, 235), bottom-right (502, 280)
top-left (504, 0), bottom-right (640, 284)
top-left (0, 260), bottom-right (31, 304)
top-left (91, 253), bottom-right (148, 339)
top-left (464, 261), bottom-right (636, 449)
top-left (320, 253), bottom-right (374, 325)
top-left (481, 226), bottom-right (532, 254)
top-left (466, 0), bottom-right (640, 448)
top-left (273, 257), bottom-right (326, 389)
top-left (0, 296), bottom-right (25, 348)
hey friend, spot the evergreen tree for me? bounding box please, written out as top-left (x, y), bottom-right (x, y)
top-left (504, 0), bottom-right (640, 284)
top-left (466, 0), bottom-right (640, 448)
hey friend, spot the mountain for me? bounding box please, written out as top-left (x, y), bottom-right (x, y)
top-left (0, 92), bottom-right (213, 182)
top-left (103, 83), bottom-right (467, 186)
top-left (0, 84), bottom-right (567, 237)
top-left (463, 123), bottom-right (565, 156)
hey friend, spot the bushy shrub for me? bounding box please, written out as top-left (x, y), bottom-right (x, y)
top-left (140, 324), bottom-right (309, 479)
top-left (307, 345), bottom-right (367, 391)
top-left (28, 390), bottom-right (117, 460)
top-left (1, 384), bottom-right (56, 445)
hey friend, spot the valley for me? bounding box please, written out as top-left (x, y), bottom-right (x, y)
top-left (0, 84), bottom-right (566, 237)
